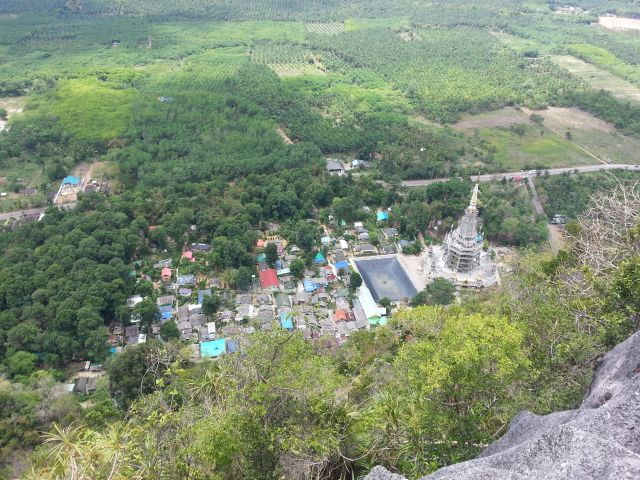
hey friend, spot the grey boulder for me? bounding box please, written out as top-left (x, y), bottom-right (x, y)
top-left (365, 331), bottom-right (640, 480)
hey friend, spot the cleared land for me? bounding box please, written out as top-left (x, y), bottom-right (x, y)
top-left (598, 16), bottom-right (640, 31)
top-left (453, 107), bottom-right (531, 129)
top-left (0, 96), bottom-right (24, 131)
top-left (530, 107), bottom-right (640, 165)
top-left (550, 55), bottom-right (640, 104)
top-left (455, 108), bottom-right (593, 170)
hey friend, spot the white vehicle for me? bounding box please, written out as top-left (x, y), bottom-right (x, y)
top-left (528, 169), bottom-right (537, 176)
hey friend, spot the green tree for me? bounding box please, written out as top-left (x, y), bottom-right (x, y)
top-left (135, 280), bottom-right (154, 297)
top-left (0, 107), bottom-right (7, 120)
top-left (160, 320), bottom-right (180, 341)
top-left (107, 341), bottom-right (189, 409)
top-left (265, 243), bottom-right (278, 268)
top-left (411, 277), bottom-right (455, 306)
top-left (367, 307), bottom-right (530, 474)
top-left (236, 266), bottom-right (255, 291)
top-left (202, 293), bottom-right (222, 317)
top-left (289, 258), bottom-right (306, 279)
top-left (530, 113), bottom-right (544, 124)
top-left (7, 351), bottom-right (38, 378)
top-left (132, 298), bottom-right (160, 330)
top-left (349, 271), bottom-right (363, 291)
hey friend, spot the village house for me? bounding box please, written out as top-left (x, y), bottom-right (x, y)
top-left (154, 258), bottom-right (172, 269)
top-left (190, 243), bottom-right (211, 252)
top-left (161, 267), bottom-right (172, 281)
top-left (382, 227), bottom-right (398, 240)
top-left (326, 159), bottom-right (345, 174)
top-left (259, 268), bottom-right (279, 290)
top-left (354, 244), bottom-right (378, 256)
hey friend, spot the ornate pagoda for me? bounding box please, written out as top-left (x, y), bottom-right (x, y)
top-left (443, 184), bottom-right (483, 273)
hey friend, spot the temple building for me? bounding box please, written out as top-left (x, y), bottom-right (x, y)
top-left (443, 184), bottom-right (483, 273)
top-left (426, 184), bottom-right (498, 288)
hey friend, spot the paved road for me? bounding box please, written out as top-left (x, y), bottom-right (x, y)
top-left (0, 206), bottom-right (47, 222)
top-left (0, 202), bottom-right (76, 222)
top-left (401, 163), bottom-right (640, 187)
top-left (526, 176), bottom-right (545, 216)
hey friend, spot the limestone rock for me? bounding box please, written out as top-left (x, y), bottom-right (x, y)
top-left (365, 331), bottom-right (640, 480)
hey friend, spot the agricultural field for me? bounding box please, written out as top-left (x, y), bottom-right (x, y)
top-left (251, 42), bottom-right (325, 76)
top-left (550, 55), bottom-right (640, 104)
top-left (453, 107), bottom-right (531, 130)
top-left (305, 22), bottom-right (344, 35)
top-left (564, 43), bottom-right (640, 86)
top-left (344, 17), bottom-right (410, 31)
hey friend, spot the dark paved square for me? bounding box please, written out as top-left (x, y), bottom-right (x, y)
top-left (354, 256), bottom-right (418, 302)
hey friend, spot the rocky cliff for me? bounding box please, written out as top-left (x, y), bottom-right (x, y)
top-left (366, 331), bottom-right (640, 480)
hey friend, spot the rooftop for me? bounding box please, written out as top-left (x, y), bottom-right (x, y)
top-left (354, 256), bottom-right (418, 302)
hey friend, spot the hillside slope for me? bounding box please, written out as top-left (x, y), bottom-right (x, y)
top-left (366, 330), bottom-right (640, 480)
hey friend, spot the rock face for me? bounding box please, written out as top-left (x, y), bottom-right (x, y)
top-left (365, 331), bottom-right (640, 480)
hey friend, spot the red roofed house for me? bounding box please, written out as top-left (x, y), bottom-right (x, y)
top-left (334, 308), bottom-right (354, 322)
top-left (259, 268), bottom-right (279, 290)
top-left (161, 267), bottom-right (172, 281)
top-left (182, 251), bottom-right (195, 262)
top-left (256, 239), bottom-right (266, 248)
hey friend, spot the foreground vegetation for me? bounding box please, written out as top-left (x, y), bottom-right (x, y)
top-left (16, 198), bottom-right (640, 478)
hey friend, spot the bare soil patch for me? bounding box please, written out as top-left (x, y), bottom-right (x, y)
top-left (0, 96), bottom-right (25, 131)
top-left (411, 115), bottom-right (442, 128)
top-left (276, 126), bottom-right (294, 144)
top-left (533, 107), bottom-right (615, 133)
top-left (453, 107), bottom-right (531, 130)
top-left (598, 16), bottom-right (640, 31)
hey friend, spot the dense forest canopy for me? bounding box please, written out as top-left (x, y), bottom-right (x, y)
top-left (1, 0), bottom-right (640, 478)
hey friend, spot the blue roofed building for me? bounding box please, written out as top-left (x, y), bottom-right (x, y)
top-left (303, 279), bottom-right (317, 292)
top-left (314, 252), bottom-right (326, 264)
top-left (200, 339), bottom-right (226, 358)
top-left (377, 211), bottom-right (389, 221)
top-left (62, 175), bottom-right (81, 185)
top-left (159, 305), bottom-right (173, 320)
top-left (280, 311), bottom-right (294, 330)
top-left (226, 340), bottom-right (238, 354)
top-left (177, 274), bottom-right (195, 286)
top-left (334, 260), bottom-right (349, 271)
top-left (197, 289), bottom-right (212, 305)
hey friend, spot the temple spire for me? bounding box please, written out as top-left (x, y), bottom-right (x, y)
top-left (468, 184), bottom-right (479, 212)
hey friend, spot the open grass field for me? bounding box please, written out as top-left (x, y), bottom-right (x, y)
top-left (550, 55), bottom-right (640, 104)
top-left (33, 77), bottom-right (136, 142)
top-left (474, 124), bottom-right (594, 170)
